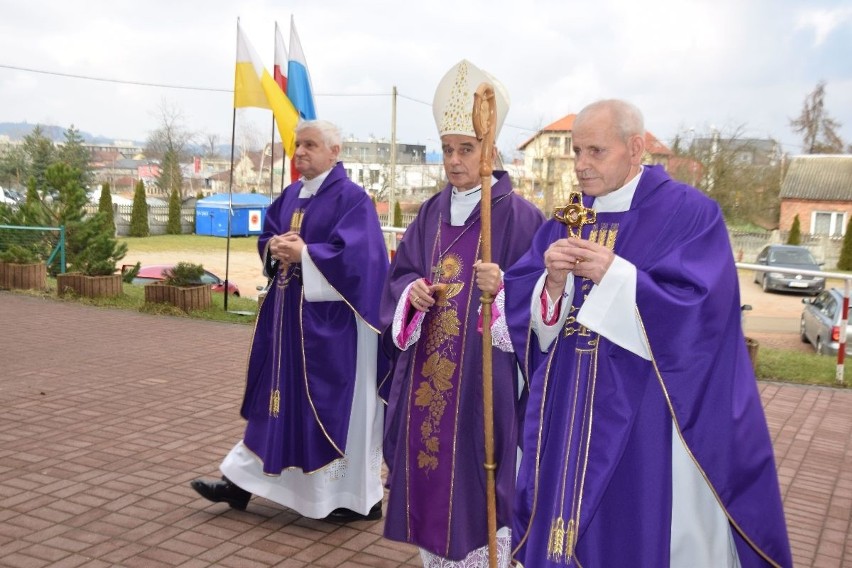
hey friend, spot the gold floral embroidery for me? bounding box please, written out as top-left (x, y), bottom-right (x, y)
top-left (415, 252), bottom-right (464, 473)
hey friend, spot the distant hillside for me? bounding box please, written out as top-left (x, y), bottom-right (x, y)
top-left (0, 122), bottom-right (229, 156)
top-left (0, 122), bottom-right (138, 145)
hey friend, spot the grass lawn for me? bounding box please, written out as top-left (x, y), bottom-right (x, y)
top-left (118, 234), bottom-right (259, 254)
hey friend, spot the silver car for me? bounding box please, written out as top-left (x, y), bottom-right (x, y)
top-left (753, 244), bottom-right (824, 295)
top-left (800, 288), bottom-right (852, 356)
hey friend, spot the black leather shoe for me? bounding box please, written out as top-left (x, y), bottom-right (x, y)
top-left (190, 476), bottom-right (251, 511)
top-left (324, 501), bottom-right (382, 523)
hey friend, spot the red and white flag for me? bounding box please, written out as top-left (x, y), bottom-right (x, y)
top-left (273, 21), bottom-right (288, 94)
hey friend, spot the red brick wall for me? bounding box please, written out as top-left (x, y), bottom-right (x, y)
top-left (779, 199), bottom-right (852, 233)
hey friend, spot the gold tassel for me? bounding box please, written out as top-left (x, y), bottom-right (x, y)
top-left (269, 389), bottom-right (280, 417)
top-left (290, 209), bottom-right (303, 233)
top-left (547, 517), bottom-right (565, 562)
top-left (565, 518), bottom-right (576, 561)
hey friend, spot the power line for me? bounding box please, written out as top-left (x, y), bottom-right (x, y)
top-left (0, 63), bottom-right (391, 98)
top-left (2, 62), bottom-right (541, 140)
top-left (0, 63), bottom-right (231, 93)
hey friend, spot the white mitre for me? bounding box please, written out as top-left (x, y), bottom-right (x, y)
top-left (432, 59), bottom-right (510, 138)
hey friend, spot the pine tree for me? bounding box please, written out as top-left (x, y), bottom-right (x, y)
top-left (393, 201), bottom-right (403, 227)
top-left (166, 187), bottom-right (182, 234)
top-left (787, 215), bottom-right (802, 245)
top-left (837, 218), bottom-right (852, 270)
top-left (22, 125), bottom-right (55, 192)
top-left (67, 212), bottom-right (127, 275)
top-left (39, 163), bottom-right (126, 276)
top-left (98, 182), bottom-right (115, 235)
top-left (58, 125), bottom-right (92, 186)
top-left (129, 179), bottom-right (149, 237)
top-left (157, 147), bottom-right (183, 199)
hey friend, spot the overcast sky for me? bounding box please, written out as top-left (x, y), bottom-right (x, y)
top-left (1, 0), bottom-right (850, 159)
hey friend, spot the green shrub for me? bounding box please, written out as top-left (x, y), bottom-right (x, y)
top-left (787, 215), bottom-right (802, 245)
top-left (163, 262), bottom-right (205, 287)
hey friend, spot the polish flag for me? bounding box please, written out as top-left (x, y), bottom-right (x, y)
top-left (273, 21), bottom-right (288, 94)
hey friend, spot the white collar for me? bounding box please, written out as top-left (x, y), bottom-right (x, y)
top-left (299, 168), bottom-right (333, 197)
top-left (593, 166), bottom-right (643, 213)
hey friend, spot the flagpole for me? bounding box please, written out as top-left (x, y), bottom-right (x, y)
top-left (224, 106), bottom-right (237, 312)
top-left (269, 119), bottom-right (276, 201)
top-left (389, 86), bottom-right (397, 225)
top-left (473, 82), bottom-right (498, 568)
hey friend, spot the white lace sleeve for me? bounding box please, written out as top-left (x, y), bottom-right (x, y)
top-left (392, 281), bottom-right (424, 350)
top-left (491, 286), bottom-right (512, 353)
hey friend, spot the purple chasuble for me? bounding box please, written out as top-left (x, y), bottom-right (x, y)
top-left (380, 172), bottom-right (544, 560)
top-left (505, 165), bottom-right (792, 567)
top-left (242, 162), bottom-right (388, 475)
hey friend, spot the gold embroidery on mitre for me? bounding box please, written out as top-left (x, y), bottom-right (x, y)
top-left (439, 62), bottom-right (471, 137)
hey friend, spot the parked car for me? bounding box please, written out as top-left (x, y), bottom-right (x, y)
top-left (752, 244), bottom-right (824, 295)
top-left (800, 288), bottom-right (852, 356)
top-left (125, 264), bottom-right (240, 296)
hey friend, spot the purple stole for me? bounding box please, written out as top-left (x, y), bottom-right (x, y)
top-left (518, 216), bottom-right (622, 567)
top-left (405, 221), bottom-right (481, 552)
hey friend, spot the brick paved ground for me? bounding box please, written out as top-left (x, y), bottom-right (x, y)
top-left (1, 293), bottom-right (850, 567)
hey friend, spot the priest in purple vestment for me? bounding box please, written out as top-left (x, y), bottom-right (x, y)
top-left (190, 120), bottom-right (389, 523)
top-left (504, 100), bottom-right (792, 567)
top-left (379, 60), bottom-right (544, 567)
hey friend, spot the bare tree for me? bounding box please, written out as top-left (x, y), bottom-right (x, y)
top-left (790, 81), bottom-right (845, 154)
top-left (145, 99), bottom-right (194, 161)
top-left (203, 134), bottom-right (221, 159)
top-left (671, 125), bottom-right (783, 228)
top-left (145, 99), bottom-right (194, 197)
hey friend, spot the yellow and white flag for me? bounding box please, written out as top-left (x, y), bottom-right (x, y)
top-left (234, 22), bottom-right (299, 157)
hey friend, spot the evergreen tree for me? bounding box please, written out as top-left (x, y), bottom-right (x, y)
top-left (837, 218), bottom-right (852, 270)
top-left (44, 162), bottom-right (87, 229)
top-left (20, 177), bottom-right (49, 227)
top-left (57, 125), bottom-right (92, 186)
top-left (0, 143), bottom-right (27, 188)
top-left (166, 187), bottom-right (182, 234)
top-left (98, 182), bottom-right (115, 235)
top-left (787, 215), bottom-right (802, 245)
top-left (22, 125), bottom-right (55, 192)
top-left (393, 201), bottom-right (403, 227)
top-left (67, 212), bottom-right (128, 275)
top-left (157, 146), bottom-right (183, 199)
top-left (129, 179), bottom-right (149, 237)
top-left (37, 162), bottom-right (125, 276)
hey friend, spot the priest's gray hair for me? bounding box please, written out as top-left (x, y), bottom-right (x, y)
top-left (578, 99), bottom-right (645, 142)
top-left (296, 120), bottom-right (342, 149)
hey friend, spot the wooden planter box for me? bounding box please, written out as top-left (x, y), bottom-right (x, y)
top-left (57, 273), bottom-right (124, 298)
top-left (0, 261), bottom-right (47, 291)
top-left (144, 282), bottom-right (212, 312)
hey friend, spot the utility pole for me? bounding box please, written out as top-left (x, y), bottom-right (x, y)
top-left (389, 86), bottom-right (397, 225)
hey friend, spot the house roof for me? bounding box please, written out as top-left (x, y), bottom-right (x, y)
top-left (517, 113), bottom-right (671, 156)
top-left (780, 155), bottom-right (852, 201)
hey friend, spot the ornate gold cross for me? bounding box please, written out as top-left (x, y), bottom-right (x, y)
top-left (553, 191), bottom-right (596, 238)
top-left (431, 261), bottom-right (444, 283)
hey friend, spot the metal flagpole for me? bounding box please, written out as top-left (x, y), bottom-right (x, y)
top-left (224, 107), bottom-right (237, 312)
top-left (472, 82), bottom-right (498, 568)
